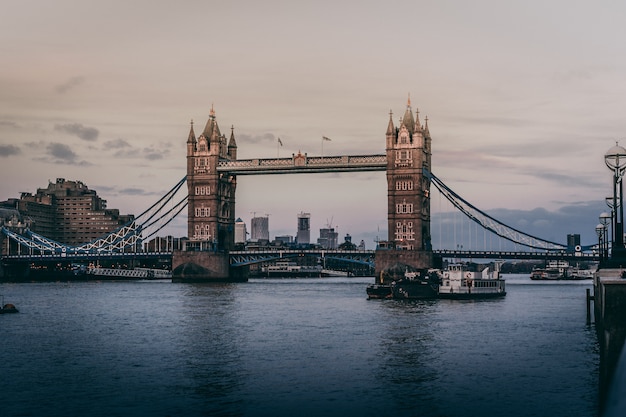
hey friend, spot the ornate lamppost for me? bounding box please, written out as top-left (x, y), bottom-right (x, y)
top-left (600, 212), bottom-right (612, 264)
top-left (605, 143), bottom-right (626, 260)
top-left (597, 224), bottom-right (605, 265)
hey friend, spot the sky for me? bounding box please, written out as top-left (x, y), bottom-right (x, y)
top-left (1, 0), bottom-right (625, 250)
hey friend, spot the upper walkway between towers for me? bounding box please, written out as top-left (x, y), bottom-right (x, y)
top-left (217, 153), bottom-right (387, 175)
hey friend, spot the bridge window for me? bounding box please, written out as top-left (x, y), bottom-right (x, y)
top-left (396, 180), bottom-right (413, 191)
top-left (195, 186), bottom-right (210, 196)
top-left (194, 158), bottom-right (209, 173)
top-left (396, 202), bottom-right (414, 214)
top-left (395, 221), bottom-right (415, 241)
top-left (195, 207), bottom-right (210, 217)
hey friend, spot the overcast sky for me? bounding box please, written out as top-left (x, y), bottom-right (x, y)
top-left (1, 0), bottom-right (624, 249)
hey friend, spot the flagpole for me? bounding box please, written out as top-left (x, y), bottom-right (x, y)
top-left (322, 136), bottom-right (331, 159)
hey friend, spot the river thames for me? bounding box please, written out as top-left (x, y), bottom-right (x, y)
top-left (0, 275), bottom-right (598, 417)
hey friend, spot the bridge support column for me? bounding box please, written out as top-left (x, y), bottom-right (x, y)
top-left (374, 249), bottom-right (437, 283)
top-left (171, 250), bottom-right (248, 282)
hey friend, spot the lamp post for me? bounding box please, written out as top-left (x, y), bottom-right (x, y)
top-left (605, 143), bottom-right (626, 258)
top-left (600, 212), bottom-right (612, 263)
top-left (597, 224), bottom-right (605, 264)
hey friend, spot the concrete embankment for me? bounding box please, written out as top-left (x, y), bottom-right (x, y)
top-left (594, 268), bottom-right (626, 415)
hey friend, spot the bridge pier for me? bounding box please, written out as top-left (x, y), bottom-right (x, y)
top-left (171, 250), bottom-right (248, 283)
top-left (374, 249), bottom-right (437, 283)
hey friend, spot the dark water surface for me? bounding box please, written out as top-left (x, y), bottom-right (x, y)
top-left (0, 275), bottom-right (598, 417)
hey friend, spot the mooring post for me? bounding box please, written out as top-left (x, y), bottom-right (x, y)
top-left (586, 288), bottom-right (594, 325)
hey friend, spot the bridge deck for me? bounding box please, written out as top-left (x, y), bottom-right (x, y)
top-left (217, 154), bottom-right (387, 174)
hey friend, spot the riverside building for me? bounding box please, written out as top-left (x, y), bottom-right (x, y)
top-left (0, 178), bottom-right (133, 246)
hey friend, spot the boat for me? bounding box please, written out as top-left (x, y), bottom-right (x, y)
top-left (366, 283), bottom-right (393, 299)
top-left (530, 261), bottom-right (594, 280)
top-left (390, 269), bottom-right (439, 299)
top-left (0, 295), bottom-right (18, 314)
top-left (437, 263), bottom-right (506, 299)
top-left (570, 266), bottom-right (595, 280)
top-left (261, 260), bottom-right (323, 277)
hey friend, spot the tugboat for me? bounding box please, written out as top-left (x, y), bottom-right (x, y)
top-left (367, 267), bottom-right (439, 300)
top-left (438, 263), bottom-right (506, 299)
top-left (390, 269), bottom-right (439, 299)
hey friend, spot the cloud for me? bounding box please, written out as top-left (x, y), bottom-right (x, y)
top-left (103, 138), bottom-right (131, 149)
top-left (0, 121), bottom-right (19, 128)
top-left (46, 142), bottom-right (77, 161)
top-left (55, 76), bottom-right (85, 94)
top-left (119, 188), bottom-right (147, 195)
top-left (0, 144), bottom-right (21, 157)
top-left (54, 123), bottom-right (99, 141)
top-left (238, 132), bottom-right (276, 144)
top-left (142, 146), bottom-right (169, 160)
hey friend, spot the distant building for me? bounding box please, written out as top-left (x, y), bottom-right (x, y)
top-left (0, 178), bottom-right (133, 246)
top-left (318, 227), bottom-right (338, 249)
top-left (296, 212), bottom-right (310, 244)
top-left (251, 216), bottom-right (269, 241)
top-left (274, 235), bottom-right (293, 245)
top-left (567, 234), bottom-right (581, 251)
top-left (234, 217), bottom-right (247, 243)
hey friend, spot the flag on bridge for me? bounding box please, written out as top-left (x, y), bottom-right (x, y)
top-left (322, 136), bottom-right (331, 141)
top-left (277, 138), bottom-right (283, 146)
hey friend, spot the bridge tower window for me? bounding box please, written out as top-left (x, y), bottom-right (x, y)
top-left (195, 207), bottom-right (210, 217)
top-left (195, 186), bottom-right (211, 195)
top-left (396, 180), bottom-right (413, 191)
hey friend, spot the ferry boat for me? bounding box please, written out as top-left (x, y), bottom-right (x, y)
top-left (529, 261), bottom-right (594, 280)
top-left (530, 260), bottom-right (571, 280)
top-left (262, 260), bottom-right (323, 277)
top-left (437, 263), bottom-right (506, 299)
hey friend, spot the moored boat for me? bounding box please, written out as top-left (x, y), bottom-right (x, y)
top-left (261, 260), bottom-right (323, 277)
top-left (390, 269), bottom-right (439, 299)
top-left (0, 295), bottom-right (18, 314)
top-left (438, 263), bottom-right (506, 299)
top-left (366, 283), bottom-right (393, 299)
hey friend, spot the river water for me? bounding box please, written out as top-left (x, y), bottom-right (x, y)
top-left (0, 275), bottom-right (598, 417)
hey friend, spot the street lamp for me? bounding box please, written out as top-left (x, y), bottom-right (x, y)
top-left (597, 224), bottom-right (605, 264)
top-left (605, 143), bottom-right (626, 257)
top-left (600, 212), bottom-right (612, 262)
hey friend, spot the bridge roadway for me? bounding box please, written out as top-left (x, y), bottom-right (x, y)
top-left (1, 249), bottom-right (599, 265)
top-left (217, 154), bottom-right (387, 174)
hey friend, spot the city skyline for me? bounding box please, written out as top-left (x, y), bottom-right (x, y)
top-left (2, 1), bottom-right (625, 248)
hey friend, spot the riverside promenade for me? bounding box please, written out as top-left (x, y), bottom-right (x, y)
top-left (594, 268), bottom-right (626, 416)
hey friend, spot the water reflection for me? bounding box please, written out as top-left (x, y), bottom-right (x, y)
top-left (177, 283), bottom-right (248, 414)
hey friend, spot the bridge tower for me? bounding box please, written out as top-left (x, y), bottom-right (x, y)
top-left (375, 96), bottom-right (434, 279)
top-left (185, 106), bottom-right (238, 250)
top-left (173, 106), bottom-right (243, 281)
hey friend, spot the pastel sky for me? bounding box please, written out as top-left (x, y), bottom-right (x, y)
top-left (1, 0), bottom-right (625, 249)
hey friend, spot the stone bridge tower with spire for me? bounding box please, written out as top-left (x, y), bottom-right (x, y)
top-left (172, 106), bottom-right (245, 282)
top-left (375, 96), bottom-right (435, 279)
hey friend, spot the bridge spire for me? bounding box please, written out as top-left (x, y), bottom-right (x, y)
top-left (402, 96), bottom-right (415, 134)
top-left (202, 105), bottom-right (221, 139)
top-left (187, 119), bottom-right (196, 144)
top-left (386, 110), bottom-right (395, 136)
top-left (228, 125), bottom-right (237, 159)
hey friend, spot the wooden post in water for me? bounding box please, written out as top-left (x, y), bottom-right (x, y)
top-left (586, 288), bottom-right (594, 325)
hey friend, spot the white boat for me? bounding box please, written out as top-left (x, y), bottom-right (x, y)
top-left (530, 261), bottom-right (594, 280)
top-left (438, 263), bottom-right (506, 299)
top-left (262, 260), bottom-right (323, 277)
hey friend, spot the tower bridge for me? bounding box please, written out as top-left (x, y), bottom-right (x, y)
top-left (1, 98), bottom-right (599, 281)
